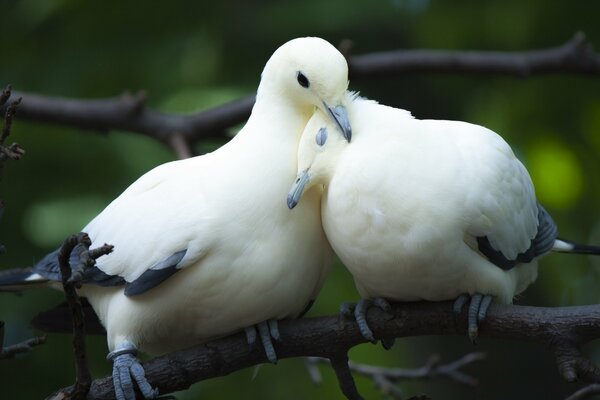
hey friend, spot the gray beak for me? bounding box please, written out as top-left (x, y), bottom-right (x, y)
top-left (287, 169), bottom-right (311, 209)
top-left (325, 104), bottom-right (351, 142)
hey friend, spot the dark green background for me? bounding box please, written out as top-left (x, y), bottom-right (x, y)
top-left (1, 1), bottom-right (600, 398)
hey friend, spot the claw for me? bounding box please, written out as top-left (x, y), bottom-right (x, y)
top-left (342, 297), bottom-right (392, 347)
top-left (468, 294), bottom-right (483, 343)
top-left (340, 302), bottom-right (356, 318)
top-left (381, 337), bottom-right (396, 350)
top-left (245, 326), bottom-right (257, 348)
top-left (268, 319), bottom-right (281, 342)
top-left (245, 320), bottom-right (280, 364)
top-left (108, 344), bottom-right (158, 400)
top-left (453, 293), bottom-right (494, 344)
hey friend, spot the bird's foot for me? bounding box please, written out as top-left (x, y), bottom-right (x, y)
top-left (341, 297), bottom-right (395, 348)
top-left (107, 344), bottom-right (158, 400)
top-left (453, 293), bottom-right (493, 344)
top-left (245, 319), bottom-right (281, 364)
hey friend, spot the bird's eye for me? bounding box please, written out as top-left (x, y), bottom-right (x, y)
top-left (296, 71), bottom-right (310, 88)
top-left (315, 127), bottom-right (328, 146)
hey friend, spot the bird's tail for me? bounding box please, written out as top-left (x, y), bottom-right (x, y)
top-left (552, 238), bottom-right (600, 255)
top-left (0, 267), bottom-right (49, 291)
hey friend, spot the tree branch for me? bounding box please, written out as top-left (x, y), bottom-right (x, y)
top-left (53, 302), bottom-right (600, 399)
top-left (0, 85), bottom-right (25, 174)
top-left (1, 33), bottom-right (599, 157)
top-left (305, 352), bottom-right (486, 399)
top-left (0, 320), bottom-right (46, 360)
top-left (566, 383), bottom-right (600, 400)
top-left (348, 31), bottom-right (600, 78)
top-left (54, 233), bottom-right (113, 400)
top-left (0, 90), bottom-right (254, 149)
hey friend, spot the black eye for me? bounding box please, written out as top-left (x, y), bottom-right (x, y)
top-left (296, 71), bottom-right (310, 88)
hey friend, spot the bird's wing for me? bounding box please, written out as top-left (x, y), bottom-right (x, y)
top-left (460, 125), bottom-right (555, 269)
top-left (73, 158), bottom-right (213, 295)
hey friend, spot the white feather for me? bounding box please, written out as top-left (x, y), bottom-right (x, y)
top-left (294, 95), bottom-right (540, 305)
top-left (76, 37), bottom-right (350, 354)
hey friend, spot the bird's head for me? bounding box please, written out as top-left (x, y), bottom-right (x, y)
top-left (287, 109), bottom-right (348, 209)
top-left (260, 37), bottom-right (352, 141)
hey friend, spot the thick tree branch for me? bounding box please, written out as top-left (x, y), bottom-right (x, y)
top-left (566, 383), bottom-right (600, 400)
top-left (53, 302), bottom-right (600, 399)
top-left (0, 90), bottom-right (254, 148)
top-left (1, 33), bottom-right (599, 157)
top-left (348, 32), bottom-right (600, 78)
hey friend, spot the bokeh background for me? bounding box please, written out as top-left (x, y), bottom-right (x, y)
top-left (1, 0), bottom-right (600, 398)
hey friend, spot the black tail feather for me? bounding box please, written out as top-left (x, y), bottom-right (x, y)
top-left (0, 268), bottom-right (47, 290)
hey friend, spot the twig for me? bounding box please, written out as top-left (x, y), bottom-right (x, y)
top-left (168, 132), bottom-right (193, 159)
top-left (1, 98), bottom-right (21, 145)
top-left (305, 351), bottom-right (485, 399)
top-left (0, 320), bottom-right (46, 360)
top-left (565, 383), bottom-right (600, 400)
top-left (55, 233), bottom-right (113, 400)
top-left (0, 87), bottom-right (24, 175)
top-left (329, 353), bottom-right (364, 400)
top-left (0, 86), bottom-right (12, 108)
top-left (53, 302), bottom-right (600, 399)
top-left (1, 33), bottom-right (599, 156)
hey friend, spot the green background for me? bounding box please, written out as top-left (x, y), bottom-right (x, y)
top-left (1, 0), bottom-right (600, 398)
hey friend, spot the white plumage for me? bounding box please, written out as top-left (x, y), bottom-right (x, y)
top-left (1, 37), bottom-right (352, 399)
top-left (83, 36), bottom-right (349, 355)
top-left (288, 93), bottom-right (578, 341)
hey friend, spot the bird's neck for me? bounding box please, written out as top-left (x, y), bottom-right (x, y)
top-left (238, 92), bottom-right (313, 145)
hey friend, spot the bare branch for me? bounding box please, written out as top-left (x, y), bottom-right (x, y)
top-left (168, 132), bottom-right (193, 159)
top-left (0, 320), bottom-right (46, 360)
top-left (565, 384), bottom-right (600, 400)
top-left (54, 233), bottom-right (113, 400)
top-left (0, 90), bottom-right (254, 145)
top-left (1, 33), bottom-right (599, 156)
top-left (0, 85), bottom-right (11, 108)
top-left (0, 89), bottom-right (25, 175)
top-left (348, 32), bottom-right (600, 78)
top-left (306, 352), bottom-right (485, 399)
top-left (1, 98), bottom-right (21, 145)
top-left (329, 353), bottom-right (364, 400)
top-left (52, 302), bottom-right (600, 399)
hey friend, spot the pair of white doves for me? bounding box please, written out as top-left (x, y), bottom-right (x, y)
top-left (3, 37), bottom-right (598, 400)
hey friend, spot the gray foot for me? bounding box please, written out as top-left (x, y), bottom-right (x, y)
top-left (107, 345), bottom-right (158, 400)
top-left (341, 297), bottom-right (393, 347)
top-left (245, 319), bottom-right (281, 364)
top-left (453, 293), bottom-right (493, 344)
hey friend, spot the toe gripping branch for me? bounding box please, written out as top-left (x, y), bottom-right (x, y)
top-left (453, 293), bottom-right (493, 344)
top-left (107, 344), bottom-right (159, 400)
top-left (245, 319), bottom-right (281, 364)
top-left (341, 298), bottom-right (395, 349)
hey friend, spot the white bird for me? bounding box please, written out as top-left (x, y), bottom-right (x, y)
top-left (0, 37), bottom-right (351, 400)
top-left (287, 93), bottom-right (600, 344)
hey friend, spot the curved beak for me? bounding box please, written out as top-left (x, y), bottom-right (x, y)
top-left (287, 169), bottom-right (311, 209)
top-left (324, 103), bottom-right (351, 142)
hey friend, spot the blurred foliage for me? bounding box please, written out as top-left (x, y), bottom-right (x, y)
top-left (1, 0), bottom-right (600, 399)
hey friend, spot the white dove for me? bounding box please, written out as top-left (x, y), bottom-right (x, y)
top-left (287, 93), bottom-right (600, 345)
top-left (0, 37), bottom-right (351, 400)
